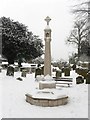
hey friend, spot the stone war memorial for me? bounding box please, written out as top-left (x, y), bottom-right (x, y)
top-left (25, 16), bottom-right (68, 107)
top-left (0, 0), bottom-right (89, 117)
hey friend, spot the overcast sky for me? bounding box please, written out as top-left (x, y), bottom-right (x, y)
top-left (0, 0), bottom-right (79, 61)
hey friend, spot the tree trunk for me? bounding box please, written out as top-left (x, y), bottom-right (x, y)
top-left (18, 59), bottom-right (22, 67)
top-left (78, 28), bottom-right (81, 61)
top-left (78, 43), bottom-right (81, 61)
top-left (8, 58), bottom-right (14, 65)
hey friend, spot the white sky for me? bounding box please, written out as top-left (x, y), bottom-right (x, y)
top-left (0, 0), bottom-right (79, 61)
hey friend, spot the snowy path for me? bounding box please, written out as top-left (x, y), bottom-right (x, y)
top-left (0, 70), bottom-right (88, 118)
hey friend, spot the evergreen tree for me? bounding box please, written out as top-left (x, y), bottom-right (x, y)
top-left (1, 17), bottom-right (43, 64)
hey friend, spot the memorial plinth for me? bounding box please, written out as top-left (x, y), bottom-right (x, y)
top-left (25, 90), bottom-right (68, 107)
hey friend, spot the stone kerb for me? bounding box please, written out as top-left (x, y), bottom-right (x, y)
top-left (25, 93), bottom-right (68, 107)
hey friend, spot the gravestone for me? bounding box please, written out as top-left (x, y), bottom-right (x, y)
top-left (56, 69), bottom-right (62, 79)
top-left (31, 65), bottom-right (36, 73)
top-left (64, 67), bottom-right (70, 76)
top-left (76, 75), bottom-right (84, 84)
top-left (80, 68), bottom-right (88, 79)
top-left (35, 67), bottom-right (41, 78)
top-left (6, 65), bottom-right (14, 76)
top-left (72, 64), bottom-right (76, 70)
top-left (0, 66), bottom-right (2, 72)
top-left (88, 63), bottom-right (90, 71)
top-left (14, 66), bottom-right (19, 72)
top-left (21, 70), bottom-right (27, 77)
top-left (61, 67), bottom-right (64, 73)
top-left (86, 71), bottom-right (90, 84)
top-left (20, 67), bottom-right (30, 73)
top-left (41, 66), bottom-right (44, 75)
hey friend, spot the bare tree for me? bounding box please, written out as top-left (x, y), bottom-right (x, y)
top-left (72, 0), bottom-right (90, 42)
top-left (71, 0), bottom-right (90, 70)
top-left (66, 19), bottom-right (89, 61)
top-left (72, 0), bottom-right (90, 20)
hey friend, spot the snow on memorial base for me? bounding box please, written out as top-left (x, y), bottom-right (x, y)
top-left (25, 90), bottom-right (68, 107)
top-left (25, 74), bottom-right (68, 107)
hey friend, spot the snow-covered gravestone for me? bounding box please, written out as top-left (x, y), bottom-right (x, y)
top-left (39, 74), bottom-right (56, 89)
top-left (6, 65), bottom-right (14, 76)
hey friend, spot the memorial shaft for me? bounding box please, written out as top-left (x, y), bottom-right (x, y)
top-left (44, 16), bottom-right (52, 76)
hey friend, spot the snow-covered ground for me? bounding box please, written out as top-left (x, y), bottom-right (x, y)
top-left (0, 69), bottom-right (88, 118)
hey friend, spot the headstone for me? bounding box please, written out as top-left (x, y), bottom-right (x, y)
top-left (31, 65), bottom-right (36, 73)
top-left (1, 64), bottom-right (8, 69)
top-left (14, 66), bottom-right (19, 72)
top-left (86, 71), bottom-right (90, 84)
top-left (64, 67), bottom-right (70, 76)
top-left (41, 66), bottom-right (44, 75)
top-left (21, 70), bottom-right (27, 77)
top-left (61, 67), bottom-right (64, 73)
top-left (56, 69), bottom-right (62, 79)
top-left (0, 65), bottom-right (1, 72)
top-left (6, 65), bottom-right (14, 76)
top-left (80, 68), bottom-right (88, 79)
top-left (75, 68), bottom-right (81, 75)
top-left (35, 68), bottom-right (41, 78)
top-left (76, 75), bottom-right (84, 84)
top-left (88, 63), bottom-right (90, 71)
top-left (72, 64), bottom-right (76, 70)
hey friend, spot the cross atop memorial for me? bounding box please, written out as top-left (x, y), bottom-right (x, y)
top-left (45, 16), bottom-right (51, 25)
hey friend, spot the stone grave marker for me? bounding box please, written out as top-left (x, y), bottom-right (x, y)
top-left (21, 69), bottom-right (27, 77)
top-left (86, 71), bottom-right (90, 84)
top-left (0, 66), bottom-right (2, 72)
top-left (35, 67), bottom-right (41, 78)
top-left (6, 65), bottom-right (14, 76)
top-left (56, 69), bottom-right (62, 79)
top-left (76, 75), bottom-right (84, 84)
top-left (64, 67), bottom-right (70, 76)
